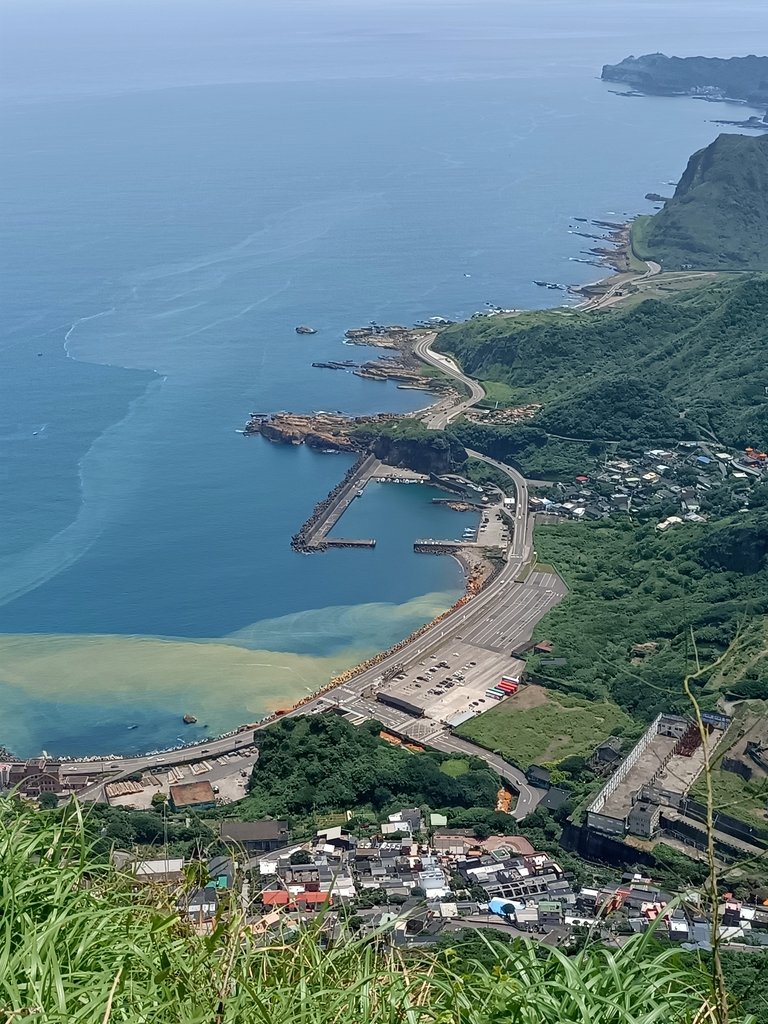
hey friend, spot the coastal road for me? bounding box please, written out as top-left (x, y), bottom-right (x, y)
top-left (413, 333), bottom-right (486, 428)
top-left (577, 258), bottom-right (661, 312)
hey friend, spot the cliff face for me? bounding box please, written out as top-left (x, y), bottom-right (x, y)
top-left (602, 53), bottom-right (768, 107)
top-left (638, 132), bottom-right (768, 269)
top-left (370, 433), bottom-right (466, 474)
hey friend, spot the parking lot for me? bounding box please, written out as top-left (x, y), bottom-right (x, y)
top-left (378, 642), bottom-right (526, 726)
top-left (106, 747), bottom-right (259, 809)
top-left (475, 502), bottom-right (510, 549)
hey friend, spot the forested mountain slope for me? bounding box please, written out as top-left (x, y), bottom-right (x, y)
top-left (635, 133), bottom-right (768, 270)
top-left (439, 276), bottom-right (768, 447)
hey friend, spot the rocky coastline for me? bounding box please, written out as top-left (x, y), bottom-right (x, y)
top-left (245, 410), bottom-right (395, 450)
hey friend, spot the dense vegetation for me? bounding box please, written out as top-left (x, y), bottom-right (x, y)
top-left (450, 422), bottom-right (600, 479)
top-left (636, 133), bottom-right (768, 270)
top-left (440, 276), bottom-right (768, 450)
top-left (0, 797), bottom-right (752, 1023)
top-left (524, 512), bottom-right (768, 720)
top-left (86, 801), bottom-right (219, 858)
top-left (236, 716), bottom-right (500, 820)
top-left (719, 951), bottom-right (768, 1021)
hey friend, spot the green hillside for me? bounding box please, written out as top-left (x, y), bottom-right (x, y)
top-left (0, 797), bottom-right (751, 1023)
top-left (601, 53), bottom-right (768, 107)
top-left (439, 275), bottom-right (768, 448)
top-left (527, 509), bottom-right (768, 720)
top-left (233, 714), bottom-right (500, 819)
top-left (636, 133), bottom-right (768, 270)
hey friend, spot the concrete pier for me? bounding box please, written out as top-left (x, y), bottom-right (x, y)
top-left (414, 540), bottom-right (475, 553)
top-left (323, 538), bottom-right (376, 549)
top-left (292, 453), bottom-right (381, 552)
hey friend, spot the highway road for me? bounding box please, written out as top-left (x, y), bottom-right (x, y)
top-left (577, 258), bottom-right (661, 312)
top-left (74, 331), bottom-right (566, 816)
top-left (413, 333), bottom-right (486, 428)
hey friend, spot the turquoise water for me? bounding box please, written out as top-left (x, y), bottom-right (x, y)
top-left (2, 0), bottom-right (767, 755)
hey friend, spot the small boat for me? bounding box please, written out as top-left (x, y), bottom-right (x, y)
top-left (127, 724), bottom-right (139, 731)
top-left (295, 325), bottom-right (317, 335)
top-left (356, 489), bottom-right (364, 497)
top-left (182, 713), bottom-right (198, 725)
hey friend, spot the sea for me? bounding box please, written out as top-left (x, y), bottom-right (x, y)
top-left (1, 0), bottom-right (767, 756)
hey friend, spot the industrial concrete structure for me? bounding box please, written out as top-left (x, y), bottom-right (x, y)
top-left (585, 712), bottom-right (731, 843)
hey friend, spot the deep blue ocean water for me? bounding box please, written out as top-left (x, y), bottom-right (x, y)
top-left (2, 0), bottom-right (767, 755)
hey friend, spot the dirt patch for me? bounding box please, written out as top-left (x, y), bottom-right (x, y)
top-left (512, 684), bottom-right (550, 711)
top-left (496, 787), bottom-right (513, 813)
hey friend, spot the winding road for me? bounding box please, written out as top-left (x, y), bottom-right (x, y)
top-left (413, 332), bottom-right (486, 428)
top-left (577, 258), bottom-right (661, 311)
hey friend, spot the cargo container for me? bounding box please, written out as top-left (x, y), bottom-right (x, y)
top-left (497, 681), bottom-right (518, 694)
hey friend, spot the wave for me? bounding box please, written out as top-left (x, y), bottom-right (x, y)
top-left (62, 308), bottom-right (116, 358)
top-left (0, 375), bottom-right (164, 608)
top-left (225, 590), bottom-right (457, 654)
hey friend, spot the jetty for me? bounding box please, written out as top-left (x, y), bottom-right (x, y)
top-left (414, 539), bottom-right (476, 554)
top-left (292, 453), bottom-right (381, 552)
top-left (323, 538), bottom-right (376, 549)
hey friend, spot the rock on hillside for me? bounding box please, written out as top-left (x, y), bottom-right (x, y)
top-left (370, 432), bottom-right (466, 474)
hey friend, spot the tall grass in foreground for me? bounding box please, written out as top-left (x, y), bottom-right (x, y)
top-left (0, 798), bottom-right (750, 1024)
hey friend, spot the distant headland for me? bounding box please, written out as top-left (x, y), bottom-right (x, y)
top-left (602, 52), bottom-right (768, 126)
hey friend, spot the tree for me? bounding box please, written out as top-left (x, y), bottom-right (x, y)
top-left (38, 792), bottom-right (58, 810)
top-left (151, 792), bottom-right (167, 809)
top-left (289, 849), bottom-right (312, 865)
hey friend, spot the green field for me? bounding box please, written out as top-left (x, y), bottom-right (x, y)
top-left (455, 689), bottom-right (635, 768)
top-left (476, 379), bottom-right (520, 408)
top-left (691, 768), bottom-right (768, 834)
top-left (439, 758), bottom-right (470, 778)
top-left (629, 214), bottom-right (654, 263)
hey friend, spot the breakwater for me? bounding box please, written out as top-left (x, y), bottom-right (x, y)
top-left (291, 452), bottom-right (379, 552)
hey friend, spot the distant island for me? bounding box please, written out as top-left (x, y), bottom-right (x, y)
top-left (601, 53), bottom-right (768, 114)
top-left (632, 132), bottom-right (768, 270)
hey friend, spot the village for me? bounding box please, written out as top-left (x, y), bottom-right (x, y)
top-left (528, 440), bottom-right (768, 527)
top-left (119, 802), bottom-right (768, 952)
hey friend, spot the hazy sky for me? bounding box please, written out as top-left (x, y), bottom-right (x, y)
top-left (2, 0), bottom-right (768, 99)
